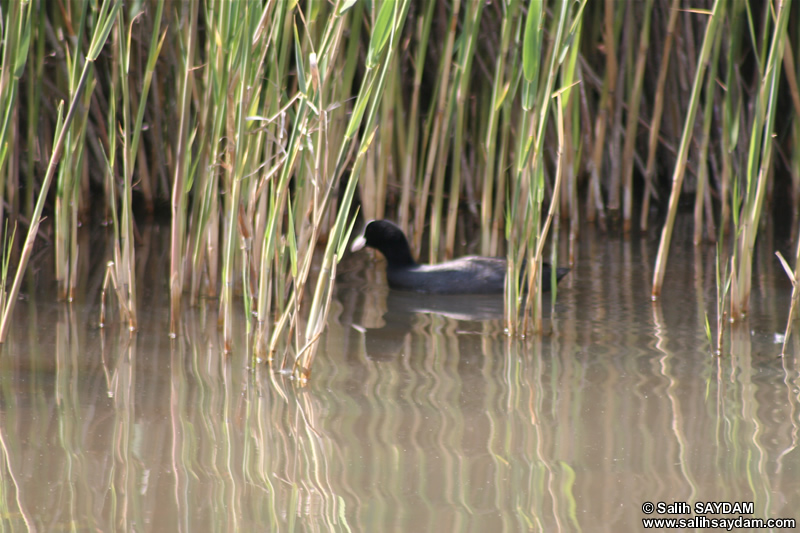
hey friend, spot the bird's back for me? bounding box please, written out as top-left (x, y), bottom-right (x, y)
top-left (386, 256), bottom-right (506, 294)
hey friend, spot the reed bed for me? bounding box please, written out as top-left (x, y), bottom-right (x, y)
top-left (0, 0), bottom-right (798, 376)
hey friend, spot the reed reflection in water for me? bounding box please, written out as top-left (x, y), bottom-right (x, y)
top-left (0, 222), bottom-right (799, 531)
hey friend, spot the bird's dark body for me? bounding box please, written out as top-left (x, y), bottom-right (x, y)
top-left (352, 220), bottom-right (569, 294)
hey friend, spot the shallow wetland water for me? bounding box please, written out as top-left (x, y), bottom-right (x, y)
top-left (2, 221), bottom-right (799, 531)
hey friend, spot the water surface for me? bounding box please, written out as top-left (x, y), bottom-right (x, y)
top-left (2, 223), bottom-right (799, 531)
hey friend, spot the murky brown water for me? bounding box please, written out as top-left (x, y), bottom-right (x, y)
top-left (2, 221), bottom-right (799, 532)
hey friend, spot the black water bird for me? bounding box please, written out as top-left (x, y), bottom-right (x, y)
top-left (351, 219), bottom-right (569, 294)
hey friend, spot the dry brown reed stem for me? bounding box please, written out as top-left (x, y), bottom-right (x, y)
top-left (694, 24), bottom-right (723, 245)
top-left (373, 61), bottom-right (393, 223)
top-left (640, 0), bottom-right (681, 231)
top-left (585, 0), bottom-right (616, 226)
top-left (652, 1), bottom-right (723, 299)
top-left (398, 6), bottom-right (433, 235)
top-left (783, 41), bottom-right (800, 219)
top-left (621, 0), bottom-right (654, 232)
top-left (416, 0), bottom-right (460, 262)
top-left (783, 44), bottom-right (800, 134)
top-left (607, 5), bottom-right (626, 221)
top-left (445, 0), bottom-right (484, 260)
top-left (563, 106), bottom-right (578, 256)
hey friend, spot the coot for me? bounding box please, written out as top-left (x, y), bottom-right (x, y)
top-left (351, 219), bottom-right (569, 294)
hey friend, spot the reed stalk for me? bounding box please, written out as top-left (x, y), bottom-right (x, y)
top-left (693, 21), bottom-right (723, 244)
top-left (0, 0), bottom-right (120, 343)
top-left (717, 1), bottom-right (745, 238)
top-left (2, 0), bottom-right (799, 377)
top-left (23, 3), bottom-right (46, 218)
top-left (504, 0), bottom-right (542, 335)
top-left (410, 66), bottom-right (441, 257)
top-left (249, 3), bottom-right (318, 358)
top-left (0, 221), bottom-right (16, 316)
top-left (295, 0), bottom-right (411, 380)
top-left (489, 52), bottom-right (519, 257)
top-left (480, 0), bottom-right (518, 256)
top-left (444, 0), bottom-right (484, 259)
top-left (559, 9), bottom-right (583, 252)
top-left (220, 2), bottom-right (256, 352)
top-left (372, 58), bottom-right (394, 223)
top-left (398, 1), bottom-right (434, 235)
top-left (605, 3), bottom-right (624, 223)
top-left (54, 1), bottom-right (91, 302)
top-left (169, 0), bottom-right (199, 335)
top-left (537, 91), bottom-right (567, 296)
top-left (652, 0), bottom-right (725, 299)
top-left (730, 0), bottom-right (792, 319)
top-left (584, 0), bottom-right (617, 227)
top-left (639, 0), bottom-right (680, 231)
top-left (425, 1), bottom-right (460, 263)
top-left (785, 42), bottom-right (800, 234)
top-left (108, 1), bottom-right (164, 330)
top-left (714, 240), bottom-right (731, 354)
top-left (505, 0), bottom-right (580, 335)
top-left (776, 251), bottom-right (798, 356)
top-left (103, 81), bottom-right (122, 322)
top-left (0, 0), bottom-right (32, 224)
top-left (782, 28), bottom-right (800, 339)
top-left (620, 0), bottom-right (653, 232)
